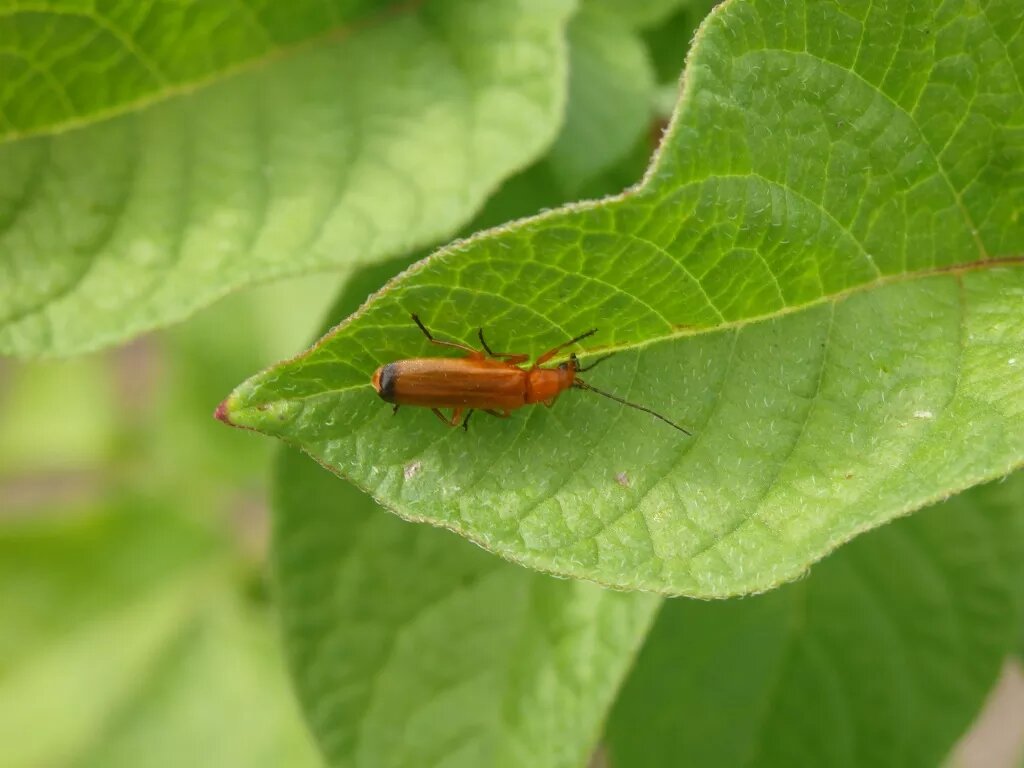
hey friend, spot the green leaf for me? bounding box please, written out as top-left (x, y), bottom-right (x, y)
top-left (587, 0), bottom-right (694, 30)
top-left (0, 0), bottom-right (387, 140)
top-left (272, 445), bottom-right (658, 768)
top-left (547, 4), bottom-right (656, 192)
top-left (605, 471), bottom-right (1024, 767)
top-left (643, 0), bottom-right (722, 86)
top-left (223, 0), bottom-right (1024, 596)
top-left (0, 0), bottom-right (575, 357)
top-left (0, 504), bottom-right (320, 768)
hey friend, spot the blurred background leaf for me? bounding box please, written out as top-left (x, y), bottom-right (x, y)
top-left (0, 0), bottom-right (389, 140)
top-left (606, 471), bottom-right (1024, 767)
top-left (0, 503), bottom-right (321, 768)
top-left (0, 271), bottom-right (338, 766)
top-left (0, 0), bottom-right (575, 356)
top-left (274, 445), bottom-right (657, 768)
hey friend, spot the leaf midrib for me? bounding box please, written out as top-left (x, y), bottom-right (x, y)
top-left (232, 254), bottom-right (1024, 409)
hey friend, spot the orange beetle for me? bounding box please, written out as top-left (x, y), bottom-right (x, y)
top-left (371, 315), bottom-right (690, 433)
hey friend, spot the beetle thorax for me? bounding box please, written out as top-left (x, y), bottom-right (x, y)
top-left (525, 365), bottom-right (574, 404)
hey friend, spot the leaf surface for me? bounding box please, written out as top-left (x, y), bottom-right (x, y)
top-left (224, 0), bottom-right (1024, 595)
top-left (606, 471), bottom-right (1024, 767)
top-left (0, 0), bottom-right (574, 356)
top-left (0, 0), bottom-right (387, 140)
top-left (272, 445), bottom-right (657, 768)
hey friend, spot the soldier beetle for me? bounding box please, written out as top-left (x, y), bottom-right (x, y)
top-left (371, 315), bottom-right (691, 434)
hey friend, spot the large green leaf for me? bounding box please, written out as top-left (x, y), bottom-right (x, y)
top-left (606, 471), bottom-right (1024, 767)
top-left (547, 4), bottom-right (656, 192)
top-left (223, 0), bottom-right (1024, 596)
top-left (0, 0), bottom-right (574, 357)
top-left (272, 445), bottom-right (657, 768)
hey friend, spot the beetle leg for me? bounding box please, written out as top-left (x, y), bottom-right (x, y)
top-left (542, 397), bottom-right (558, 408)
top-left (496, 353), bottom-right (530, 364)
top-left (392, 404), bottom-right (400, 415)
top-left (431, 407), bottom-right (463, 426)
top-left (430, 407), bottom-right (464, 427)
top-left (477, 328), bottom-right (529, 364)
top-left (483, 409), bottom-right (512, 418)
top-left (412, 314), bottom-right (480, 356)
top-left (477, 327), bottom-right (496, 355)
top-left (462, 410), bottom-right (474, 431)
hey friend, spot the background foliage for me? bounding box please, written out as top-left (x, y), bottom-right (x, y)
top-left (1, 0), bottom-right (1022, 767)
top-left (223, 0), bottom-right (1024, 598)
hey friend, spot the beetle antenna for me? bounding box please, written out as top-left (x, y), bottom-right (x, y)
top-left (573, 379), bottom-right (691, 435)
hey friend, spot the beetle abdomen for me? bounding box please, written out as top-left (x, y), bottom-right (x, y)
top-left (375, 357), bottom-right (527, 410)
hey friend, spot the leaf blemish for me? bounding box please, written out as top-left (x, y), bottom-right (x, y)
top-left (615, 471), bottom-right (630, 488)
top-left (404, 461), bottom-right (422, 481)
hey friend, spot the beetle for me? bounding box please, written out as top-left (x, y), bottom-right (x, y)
top-left (371, 314), bottom-right (691, 433)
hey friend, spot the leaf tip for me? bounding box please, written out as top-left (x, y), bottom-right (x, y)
top-left (213, 398), bottom-right (234, 426)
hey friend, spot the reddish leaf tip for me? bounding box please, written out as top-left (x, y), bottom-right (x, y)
top-left (213, 399), bottom-right (233, 425)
